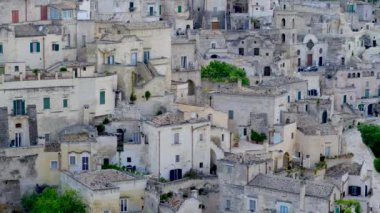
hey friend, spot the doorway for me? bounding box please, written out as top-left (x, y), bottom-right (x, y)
top-left (307, 54), bottom-right (313, 66)
top-left (318, 57), bottom-right (323, 66)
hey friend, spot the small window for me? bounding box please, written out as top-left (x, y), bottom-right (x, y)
top-left (120, 199), bottom-right (128, 213)
top-left (211, 42), bottom-right (216, 49)
top-left (43, 97), bottom-right (50, 109)
top-left (0, 43), bottom-right (3, 54)
top-left (69, 155), bottom-right (76, 165)
top-left (291, 132), bottom-right (294, 139)
top-left (50, 161), bottom-right (58, 170)
top-left (227, 166), bottom-right (232, 173)
top-left (254, 48), bottom-right (260, 56)
top-left (178, 5), bottom-right (182, 13)
top-left (45, 133), bottom-right (50, 143)
top-left (221, 134), bottom-right (224, 141)
top-left (225, 200), bottom-right (231, 210)
top-left (174, 133), bottom-right (180, 144)
top-left (15, 123), bottom-right (22, 128)
top-left (127, 157), bottom-right (131, 163)
top-left (228, 110), bottom-right (234, 120)
top-left (15, 66), bottom-right (19, 72)
top-left (175, 155), bottom-right (180, 162)
top-left (199, 133), bottom-right (203, 141)
top-left (199, 162), bottom-right (203, 168)
top-left (30, 41), bottom-right (40, 53)
top-left (248, 199), bottom-right (256, 212)
top-left (100, 90), bottom-right (105, 105)
top-left (52, 43), bottom-right (59, 52)
top-left (63, 98), bottom-right (68, 108)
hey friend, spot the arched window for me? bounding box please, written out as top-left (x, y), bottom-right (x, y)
top-left (281, 34), bottom-right (286, 43)
top-left (297, 49), bottom-right (300, 55)
top-left (348, 73), bottom-right (351, 78)
top-left (282, 18), bottom-right (286, 27)
top-left (319, 48), bottom-right (323, 54)
top-left (371, 71), bottom-right (374, 76)
top-left (352, 73), bottom-right (356, 78)
top-left (357, 72), bottom-right (360, 78)
top-left (283, 4), bottom-right (286, 10)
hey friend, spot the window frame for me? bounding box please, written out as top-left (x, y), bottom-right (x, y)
top-left (120, 198), bottom-right (128, 213)
top-left (100, 90), bottom-right (106, 105)
top-left (50, 160), bottom-right (58, 170)
top-left (69, 154), bottom-right (76, 165)
top-left (174, 132), bottom-right (180, 144)
top-left (43, 97), bottom-right (51, 110)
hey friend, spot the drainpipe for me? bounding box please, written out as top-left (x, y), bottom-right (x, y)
top-left (42, 37), bottom-right (46, 70)
top-left (25, 0), bottom-right (27, 22)
top-left (246, 165), bottom-right (249, 183)
top-left (158, 131), bottom-right (161, 178)
top-left (191, 126), bottom-right (194, 170)
top-left (229, 131), bottom-right (232, 152)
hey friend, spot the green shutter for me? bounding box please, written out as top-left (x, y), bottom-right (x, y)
top-left (43, 97), bottom-right (50, 109)
top-left (100, 91), bottom-right (105, 105)
top-left (63, 99), bottom-right (68, 108)
top-left (13, 100), bottom-right (17, 115)
top-left (36, 42), bottom-right (40, 52)
top-left (159, 5), bottom-right (162, 15)
top-left (21, 100), bottom-right (25, 115)
top-left (0, 44), bottom-right (3, 54)
top-left (178, 5), bottom-right (182, 13)
top-left (56, 44), bottom-right (59, 51)
top-left (30, 42), bottom-right (33, 53)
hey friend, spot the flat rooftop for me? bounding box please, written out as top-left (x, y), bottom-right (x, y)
top-left (326, 162), bottom-right (362, 178)
top-left (147, 112), bottom-right (208, 127)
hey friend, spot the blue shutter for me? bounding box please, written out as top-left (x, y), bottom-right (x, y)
top-left (21, 100), bottom-right (25, 115)
top-left (36, 42), bottom-right (40, 52)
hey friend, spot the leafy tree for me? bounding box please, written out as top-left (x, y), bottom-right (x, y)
top-left (250, 130), bottom-right (267, 142)
top-left (201, 61), bottom-right (250, 86)
top-left (145, 91), bottom-right (151, 100)
top-left (374, 158), bottom-right (380, 173)
top-left (21, 188), bottom-right (86, 213)
top-left (358, 124), bottom-right (380, 157)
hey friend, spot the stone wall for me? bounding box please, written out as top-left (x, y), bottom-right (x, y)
top-left (0, 107), bottom-right (9, 147)
top-left (27, 105), bottom-right (38, 146)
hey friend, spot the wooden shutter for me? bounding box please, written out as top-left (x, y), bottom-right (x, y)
top-left (41, 6), bottom-right (48, 20)
top-left (12, 10), bottom-right (19, 23)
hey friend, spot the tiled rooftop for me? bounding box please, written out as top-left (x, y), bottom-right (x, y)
top-left (73, 169), bottom-right (136, 190)
top-left (248, 173), bottom-right (335, 199)
top-left (325, 162), bottom-right (362, 178)
top-left (297, 114), bottom-right (338, 135)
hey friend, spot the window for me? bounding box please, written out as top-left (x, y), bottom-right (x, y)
top-left (131, 52), bottom-right (137, 66)
top-left (175, 155), bottom-right (180, 162)
top-left (211, 42), bottom-right (216, 49)
top-left (15, 123), bottom-right (22, 128)
top-left (199, 133), bottom-right (203, 141)
top-left (100, 90), bottom-right (105, 105)
top-left (13, 99), bottom-right (25, 116)
top-left (63, 98), bottom-right (68, 108)
top-left (107, 55), bottom-right (115, 64)
top-left (239, 48), bottom-right (244, 56)
top-left (178, 5), bottom-right (182, 13)
top-left (82, 154), bottom-right (89, 171)
top-left (69, 155), bottom-right (76, 165)
top-left (82, 35), bottom-right (86, 47)
top-left (143, 51), bottom-right (150, 63)
top-left (0, 43), bottom-right (3, 54)
top-left (120, 199), bottom-right (128, 213)
top-left (221, 134), bottom-right (224, 141)
top-left (291, 132), bottom-right (294, 139)
top-left (247, 199), bottom-right (256, 212)
top-left (287, 95), bottom-right (290, 103)
top-left (227, 166), bottom-right (232, 173)
top-left (181, 56), bottom-right (187, 68)
top-left (30, 41), bottom-right (41, 53)
top-left (228, 110), bottom-right (234, 120)
top-left (174, 133), bottom-right (180, 144)
top-left (51, 161), bottom-right (58, 170)
top-left (149, 6), bottom-right (154, 16)
top-left (15, 66), bottom-right (19, 72)
top-left (199, 162), bottom-right (203, 168)
top-left (297, 91), bottom-right (302, 100)
top-left (278, 202), bottom-right (289, 213)
top-left (43, 97), bottom-right (50, 109)
top-left (103, 210), bottom-right (110, 213)
top-left (169, 169), bottom-right (182, 181)
top-left (253, 48), bottom-right (260, 56)
top-left (45, 133), bottom-right (50, 143)
top-left (62, 10), bottom-right (73, 19)
top-left (225, 200), bottom-right (231, 210)
top-left (127, 157), bottom-right (131, 163)
top-left (52, 43), bottom-right (59, 52)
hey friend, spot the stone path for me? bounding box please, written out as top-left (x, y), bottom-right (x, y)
top-left (343, 126), bottom-right (380, 212)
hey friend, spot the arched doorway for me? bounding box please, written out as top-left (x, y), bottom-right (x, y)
top-left (368, 104), bottom-right (374, 116)
top-left (210, 150), bottom-right (217, 175)
top-left (322, 111), bottom-right (328, 123)
top-left (281, 34), bottom-right (286, 43)
top-left (187, 80), bottom-right (195, 95)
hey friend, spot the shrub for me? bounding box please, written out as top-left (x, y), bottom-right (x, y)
top-left (103, 117), bottom-right (110, 125)
top-left (250, 130), bottom-right (267, 142)
top-left (21, 188), bottom-right (85, 213)
top-left (96, 124), bottom-right (105, 133)
top-left (159, 177), bottom-right (168, 183)
top-left (357, 123), bottom-right (380, 157)
top-left (336, 199), bottom-right (361, 213)
top-left (130, 92), bottom-right (137, 102)
top-left (145, 91), bottom-right (151, 100)
top-left (374, 158), bottom-right (380, 173)
top-left (201, 61), bottom-right (250, 86)
top-left (184, 169), bottom-right (198, 179)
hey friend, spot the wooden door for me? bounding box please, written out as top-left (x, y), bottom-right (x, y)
top-left (307, 54), bottom-right (313, 66)
top-left (12, 10), bottom-right (19, 23)
top-left (40, 6), bottom-right (48, 20)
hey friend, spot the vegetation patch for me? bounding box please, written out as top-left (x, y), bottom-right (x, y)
top-left (357, 123), bottom-right (380, 172)
top-left (201, 61), bottom-right (250, 86)
top-left (335, 199), bottom-right (361, 213)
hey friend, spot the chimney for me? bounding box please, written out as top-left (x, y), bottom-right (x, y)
top-left (299, 180), bottom-right (306, 211)
top-left (237, 79), bottom-right (242, 89)
top-left (191, 189), bottom-right (198, 199)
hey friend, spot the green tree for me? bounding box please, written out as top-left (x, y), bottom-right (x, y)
top-left (201, 61), bottom-right (250, 86)
top-left (374, 158), bottom-right (380, 173)
top-left (145, 91), bottom-right (151, 100)
top-left (358, 124), bottom-right (380, 157)
top-left (22, 188), bottom-right (86, 213)
top-left (250, 130), bottom-right (267, 143)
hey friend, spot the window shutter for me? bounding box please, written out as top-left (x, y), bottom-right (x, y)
top-left (56, 44), bottom-right (59, 51)
top-left (36, 42), bottom-right (40, 52)
top-left (52, 44), bottom-right (54, 51)
top-left (13, 100), bottom-right (17, 115)
top-left (21, 100), bottom-right (25, 115)
top-left (30, 42), bottom-right (33, 53)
